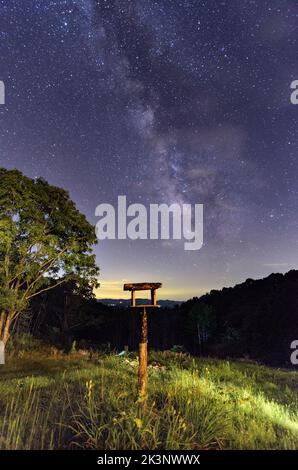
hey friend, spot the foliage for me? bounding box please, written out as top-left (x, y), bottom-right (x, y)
top-left (180, 271), bottom-right (298, 365)
top-left (0, 168), bottom-right (99, 343)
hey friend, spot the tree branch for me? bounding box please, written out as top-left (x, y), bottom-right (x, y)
top-left (26, 278), bottom-right (66, 300)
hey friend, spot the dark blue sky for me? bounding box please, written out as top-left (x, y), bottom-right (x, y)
top-left (1, 0), bottom-right (298, 299)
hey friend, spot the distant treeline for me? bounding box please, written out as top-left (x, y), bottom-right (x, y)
top-left (27, 271), bottom-right (298, 367)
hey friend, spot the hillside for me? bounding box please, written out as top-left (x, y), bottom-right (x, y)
top-left (27, 270), bottom-right (298, 367)
top-left (0, 350), bottom-right (297, 450)
top-left (179, 270), bottom-right (298, 366)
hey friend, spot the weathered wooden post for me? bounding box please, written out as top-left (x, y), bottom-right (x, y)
top-left (139, 307), bottom-right (148, 398)
top-left (123, 282), bottom-right (162, 400)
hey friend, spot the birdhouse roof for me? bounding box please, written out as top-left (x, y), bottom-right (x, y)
top-left (123, 282), bottom-right (162, 291)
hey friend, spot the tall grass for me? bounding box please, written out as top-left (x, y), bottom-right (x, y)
top-left (0, 383), bottom-right (57, 449)
top-left (0, 352), bottom-right (297, 450)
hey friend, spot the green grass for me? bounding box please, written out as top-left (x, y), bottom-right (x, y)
top-left (0, 350), bottom-right (297, 450)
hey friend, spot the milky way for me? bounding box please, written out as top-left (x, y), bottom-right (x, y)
top-left (0, 0), bottom-right (298, 299)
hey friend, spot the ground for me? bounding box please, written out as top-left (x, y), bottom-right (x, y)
top-left (0, 350), bottom-right (297, 450)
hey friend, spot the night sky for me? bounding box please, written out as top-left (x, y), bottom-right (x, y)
top-left (1, 0), bottom-right (298, 300)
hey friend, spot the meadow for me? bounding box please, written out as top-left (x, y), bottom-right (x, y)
top-left (0, 347), bottom-right (297, 450)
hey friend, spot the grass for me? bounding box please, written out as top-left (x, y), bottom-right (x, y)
top-left (0, 350), bottom-right (297, 450)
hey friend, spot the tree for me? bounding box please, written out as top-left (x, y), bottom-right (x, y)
top-left (0, 168), bottom-right (99, 344)
top-left (189, 302), bottom-right (215, 354)
top-left (30, 279), bottom-right (100, 350)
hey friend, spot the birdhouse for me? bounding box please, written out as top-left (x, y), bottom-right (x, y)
top-left (123, 282), bottom-right (162, 308)
top-left (123, 282), bottom-right (162, 400)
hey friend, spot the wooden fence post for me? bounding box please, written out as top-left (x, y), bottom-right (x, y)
top-left (138, 307), bottom-right (148, 399)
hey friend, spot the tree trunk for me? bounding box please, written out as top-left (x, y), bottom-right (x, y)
top-left (0, 311), bottom-right (15, 345)
top-left (63, 295), bottom-right (70, 333)
top-left (0, 311), bottom-right (5, 339)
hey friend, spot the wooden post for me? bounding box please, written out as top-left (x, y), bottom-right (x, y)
top-left (151, 288), bottom-right (156, 306)
top-left (123, 282), bottom-right (162, 402)
top-left (138, 307), bottom-right (148, 399)
top-left (131, 290), bottom-right (136, 307)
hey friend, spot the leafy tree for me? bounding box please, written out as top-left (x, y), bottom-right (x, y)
top-left (0, 168), bottom-right (99, 344)
top-left (30, 279), bottom-right (101, 350)
top-left (189, 303), bottom-right (215, 353)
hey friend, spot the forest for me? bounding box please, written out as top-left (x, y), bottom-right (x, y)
top-left (26, 270), bottom-right (298, 368)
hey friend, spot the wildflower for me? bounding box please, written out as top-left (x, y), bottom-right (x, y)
top-left (134, 417), bottom-right (142, 429)
top-left (85, 379), bottom-right (94, 401)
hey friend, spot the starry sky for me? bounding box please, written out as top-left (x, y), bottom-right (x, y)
top-left (1, 0), bottom-right (298, 300)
